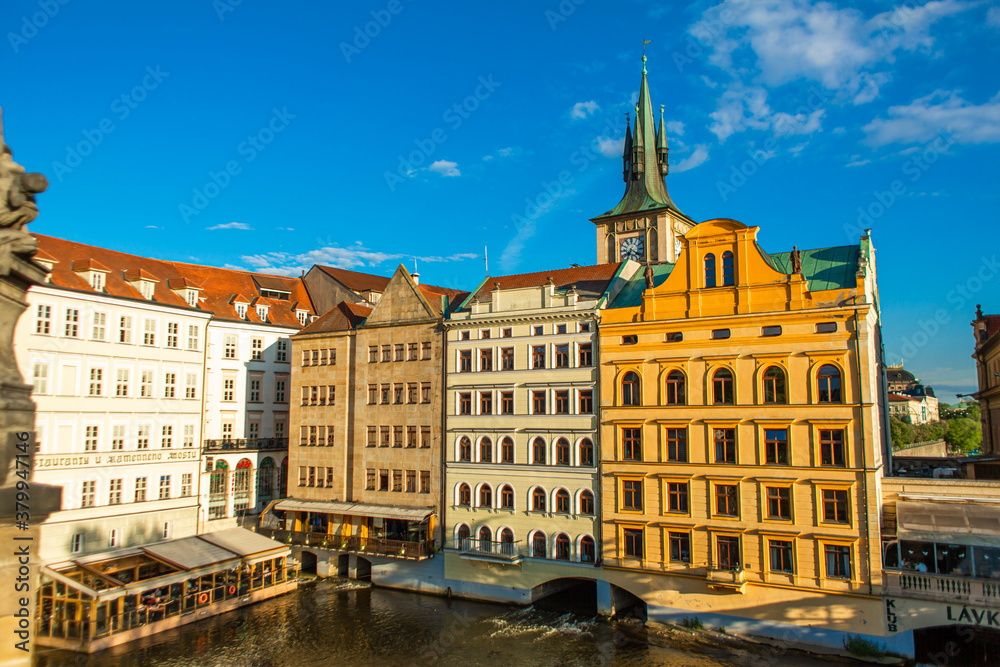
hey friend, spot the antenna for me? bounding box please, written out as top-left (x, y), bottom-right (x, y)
top-left (413, 258), bottom-right (418, 274)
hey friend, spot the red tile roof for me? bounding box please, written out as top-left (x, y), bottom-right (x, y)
top-left (984, 314), bottom-right (1000, 342)
top-left (316, 265), bottom-right (392, 293)
top-left (466, 263), bottom-right (622, 304)
top-left (33, 234), bottom-right (315, 328)
top-left (297, 301), bottom-right (372, 335)
top-left (888, 393), bottom-right (920, 402)
top-left (71, 259), bottom-right (110, 272)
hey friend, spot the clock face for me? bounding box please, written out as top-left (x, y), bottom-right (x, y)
top-left (620, 236), bottom-right (644, 261)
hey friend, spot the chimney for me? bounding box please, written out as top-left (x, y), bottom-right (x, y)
top-left (412, 272), bottom-right (420, 285)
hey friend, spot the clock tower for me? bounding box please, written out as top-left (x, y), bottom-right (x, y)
top-left (591, 55), bottom-right (695, 264)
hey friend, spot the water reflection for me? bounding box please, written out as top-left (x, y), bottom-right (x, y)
top-left (34, 578), bottom-right (855, 667)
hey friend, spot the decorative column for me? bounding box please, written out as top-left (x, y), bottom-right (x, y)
top-left (0, 106), bottom-right (62, 667)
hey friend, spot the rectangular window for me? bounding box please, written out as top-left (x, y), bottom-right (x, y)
top-left (531, 390), bottom-right (546, 414)
top-left (816, 322), bottom-right (838, 333)
top-left (366, 426), bottom-right (377, 447)
top-left (555, 324), bottom-right (567, 334)
top-left (500, 391), bottom-right (514, 415)
top-left (109, 478), bottom-right (122, 505)
top-left (376, 384), bottom-right (387, 404)
top-left (822, 489), bottom-right (850, 523)
top-left (393, 384), bottom-right (403, 404)
top-left (421, 382), bottom-right (431, 403)
top-left (135, 477), bottom-right (147, 502)
top-left (770, 540), bottom-right (794, 573)
top-left (159, 475), bottom-right (171, 500)
top-left (368, 384), bottom-right (377, 404)
top-left (622, 427), bottom-right (641, 461)
top-left (65, 308), bottom-right (80, 337)
top-left (531, 345), bottom-right (546, 369)
top-left (555, 344), bottom-right (569, 368)
top-left (666, 331), bottom-right (683, 342)
top-left (392, 470), bottom-right (402, 492)
top-left (251, 337), bottom-right (263, 360)
top-left (393, 426), bottom-right (403, 447)
top-left (479, 392), bottom-right (493, 415)
top-left (532, 325), bottom-right (543, 336)
top-left (622, 480), bottom-right (643, 511)
top-left (820, 430), bottom-right (846, 467)
top-left (407, 425), bottom-right (417, 448)
top-left (276, 339), bottom-right (288, 362)
top-left (163, 372), bottom-right (176, 398)
top-left (224, 335), bottom-right (237, 359)
top-left (394, 343), bottom-right (404, 361)
top-left (81, 480), bottom-right (96, 508)
top-left (312, 350), bottom-right (321, 366)
top-left (88, 368), bottom-right (103, 396)
top-left (408, 342), bottom-right (418, 360)
top-left (480, 348), bottom-right (493, 371)
top-left (407, 383), bottom-right (417, 404)
top-left (32, 363), bottom-right (49, 394)
top-left (825, 544), bottom-right (852, 579)
top-left (366, 469), bottom-right (376, 490)
top-left (578, 343), bottom-right (592, 367)
top-left (717, 536), bottom-right (741, 570)
top-left (141, 370), bottom-right (154, 397)
top-left (667, 482), bottom-right (688, 513)
top-left (554, 390), bottom-right (569, 414)
top-left (36, 304), bottom-right (51, 334)
top-left (406, 470), bottom-right (416, 493)
top-left (667, 428), bottom-right (687, 462)
top-left (420, 470), bottom-right (430, 493)
top-left (92, 312), bottom-right (107, 340)
top-left (501, 347), bottom-right (514, 370)
top-left (623, 528), bottom-right (643, 558)
top-left (713, 428), bottom-right (736, 463)
top-left (381, 345), bottom-right (392, 362)
top-left (459, 393), bottom-right (472, 415)
top-left (421, 342), bottom-right (432, 360)
top-left (119, 315), bottom-right (133, 343)
top-left (84, 425), bottom-right (99, 451)
top-left (109, 529), bottom-right (120, 548)
top-left (765, 429), bottom-right (789, 464)
top-left (142, 319), bottom-right (156, 345)
top-left (459, 350), bottom-right (472, 372)
top-left (166, 322), bottom-right (178, 348)
top-left (761, 325), bottom-right (782, 337)
top-left (185, 373), bottom-right (198, 399)
top-left (181, 473), bottom-right (192, 496)
top-left (368, 346), bottom-right (378, 363)
top-left (222, 378), bottom-right (234, 401)
top-left (501, 327), bottom-right (512, 338)
top-left (621, 334), bottom-right (637, 345)
top-left (187, 324), bottom-right (199, 351)
top-left (183, 424), bottom-right (194, 448)
top-left (111, 425), bottom-right (125, 450)
top-left (380, 426), bottom-right (390, 447)
top-left (308, 467), bottom-right (316, 487)
top-left (161, 425), bottom-right (173, 448)
top-left (715, 484), bottom-right (739, 516)
top-left (669, 532), bottom-right (691, 563)
top-left (766, 487), bottom-right (792, 520)
top-left (711, 329), bottom-right (731, 340)
top-left (249, 378), bottom-right (261, 402)
top-left (578, 389), bottom-right (593, 414)
top-left (379, 469), bottom-right (390, 491)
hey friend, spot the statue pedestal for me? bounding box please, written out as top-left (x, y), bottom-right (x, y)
top-left (0, 255), bottom-right (61, 667)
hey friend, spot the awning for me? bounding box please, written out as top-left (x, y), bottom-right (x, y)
top-left (896, 500), bottom-right (1000, 547)
top-left (144, 537), bottom-right (241, 571)
top-left (274, 499), bottom-right (434, 522)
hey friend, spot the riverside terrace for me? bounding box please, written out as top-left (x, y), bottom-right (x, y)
top-left (34, 528), bottom-right (296, 653)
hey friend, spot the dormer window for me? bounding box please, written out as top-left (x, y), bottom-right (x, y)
top-left (235, 303), bottom-right (247, 319)
top-left (139, 281), bottom-right (155, 300)
top-left (72, 260), bottom-right (110, 293)
top-left (91, 273), bottom-right (105, 291)
top-left (256, 305), bottom-right (269, 322)
top-left (185, 290), bottom-right (198, 306)
top-left (296, 310), bottom-right (308, 325)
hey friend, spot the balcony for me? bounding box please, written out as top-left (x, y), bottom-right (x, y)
top-left (204, 438), bottom-right (288, 452)
top-left (883, 570), bottom-right (1000, 606)
top-left (456, 538), bottom-right (522, 564)
top-left (258, 528), bottom-right (433, 560)
top-left (705, 567), bottom-right (747, 593)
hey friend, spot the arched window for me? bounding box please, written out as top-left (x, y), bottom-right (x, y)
top-left (704, 253), bottom-right (717, 288)
top-left (500, 528), bottom-right (514, 544)
top-left (555, 489), bottom-right (571, 514)
top-left (479, 484), bottom-right (492, 508)
top-left (665, 370), bottom-right (686, 405)
top-left (532, 487), bottom-right (546, 512)
top-left (279, 457), bottom-right (288, 497)
top-left (478, 526), bottom-right (492, 544)
top-left (458, 483), bottom-right (471, 506)
top-left (500, 485), bottom-right (514, 509)
top-left (580, 490), bottom-right (595, 515)
top-left (459, 437), bottom-right (472, 462)
top-left (555, 438), bottom-right (571, 465)
top-left (722, 251), bottom-right (735, 286)
top-left (532, 438), bottom-right (546, 465)
top-left (479, 437), bottom-right (492, 463)
top-left (818, 364), bottom-right (842, 403)
top-left (648, 227), bottom-right (658, 262)
top-left (258, 457), bottom-right (275, 501)
top-left (233, 458), bottom-right (253, 513)
top-left (456, 524), bottom-right (470, 548)
top-left (607, 234), bottom-right (616, 262)
top-left (579, 439), bottom-right (594, 467)
top-left (532, 532), bottom-right (547, 558)
top-left (580, 536), bottom-right (596, 563)
top-left (621, 371), bottom-right (641, 406)
top-left (501, 437), bottom-right (514, 463)
top-left (713, 368), bottom-right (734, 405)
top-left (763, 366), bottom-right (787, 404)
top-left (555, 534), bottom-right (571, 560)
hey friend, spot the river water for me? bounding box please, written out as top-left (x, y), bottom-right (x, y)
top-left (34, 578), bottom-right (856, 667)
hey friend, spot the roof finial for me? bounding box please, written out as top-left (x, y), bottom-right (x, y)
top-left (642, 39), bottom-right (651, 73)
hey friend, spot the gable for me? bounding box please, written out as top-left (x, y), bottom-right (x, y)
top-left (362, 265), bottom-right (439, 326)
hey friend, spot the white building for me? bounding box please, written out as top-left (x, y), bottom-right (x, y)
top-left (16, 236), bottom-right (211, 562)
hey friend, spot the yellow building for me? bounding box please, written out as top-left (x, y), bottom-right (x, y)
top-left (598, 218), bottom-right (893, 651)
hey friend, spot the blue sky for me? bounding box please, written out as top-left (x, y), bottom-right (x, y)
top-left (2, 0), bottom-right (998, 395)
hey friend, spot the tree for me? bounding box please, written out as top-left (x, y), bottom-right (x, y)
top-left (890, 417), bottom-right (912, 449)
top-left (968, 403), bottom-right (981, 423)
top-left (944, 418), bottom-right (982, 453)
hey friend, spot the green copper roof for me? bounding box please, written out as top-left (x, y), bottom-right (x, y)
top-left (608, 263), bottom-right (675, 309)
top-left (764, 244), bottom-right (861, 291)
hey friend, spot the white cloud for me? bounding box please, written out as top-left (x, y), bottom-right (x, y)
top-left (989, 6), bottom-right (1000, 27)
top-left (428, 160), bottom-right (461, 177)
top-left (145, 225), bottom-right (159, 229)
top-left (239, 245), bottom-right (478, 276)
top-left (497, 146), bottom-right (514, 157)
top-left (672, 145), bottom-right (710, 173)
top-left (571, 100), bottom-right (600, 119)
top-left (665, 120), bottom-right (685, 136)
top-left (207, 222), bottom-right (252, 231)
top-left (845, 156), bottom-right (871, 167)
top-left (596, 135), bottom-right (623, 158)
top-left (277, 226), bottom-right (295, 231)
top-left (863, 90), bottom-right (1000, 146)
top-left (707, 84), bottom-right (826, 143)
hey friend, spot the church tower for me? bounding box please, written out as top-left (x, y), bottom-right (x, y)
top-left (592, 55), bottom-right (695, 264)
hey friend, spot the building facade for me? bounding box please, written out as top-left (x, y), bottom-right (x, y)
top-left (972, 306), bottom-right (1000, 454)
top-left (442, 263), bottom-right (637, 602)
top-left (16, 236), bottom-right (211, 562)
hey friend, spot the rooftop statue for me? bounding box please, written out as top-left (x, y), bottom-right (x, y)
top-left (0, 106), bottom-right (48, 275)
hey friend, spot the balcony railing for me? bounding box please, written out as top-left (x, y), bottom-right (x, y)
top-left (884, 570), bottom-right (1000, 606)
top-left (204, 438), bottom-right (289, 452)
top-left (258, 529), bottom-right (433, 560)
top-left (457, 538), bottom-right (522, 562)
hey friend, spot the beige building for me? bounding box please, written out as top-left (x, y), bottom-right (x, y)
top-left (973, 306), bottom-right (1000, 454)
top-left (442, 263), bottom-right (638, 603)
top-left (888, 393), bottom-right (939, 424)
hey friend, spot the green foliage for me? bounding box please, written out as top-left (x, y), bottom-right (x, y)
top-left (890, 417), bottom-right (912, 449)
top-left (968, 403), bottom-right (981, 423)
top-left (945, 417), bottom-right (982, 453)
top-left (680, 617), bottom-right (704, 630)
top-left (717, 625), bottom-right (727, 634)
top-left (843, 634), bottom-right (888, 658)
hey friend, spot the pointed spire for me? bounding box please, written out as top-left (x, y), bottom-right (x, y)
top-left (622, 113), bottom-right (633, 183)
top-left (656, 104), bottom-right (669, 177)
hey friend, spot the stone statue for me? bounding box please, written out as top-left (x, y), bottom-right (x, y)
top-left (790, 246), bottom-right (802, 274)
top-left (0, 106), bottom-right (48, 276)
top-left (644, 264), bottom-right (654, 289)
